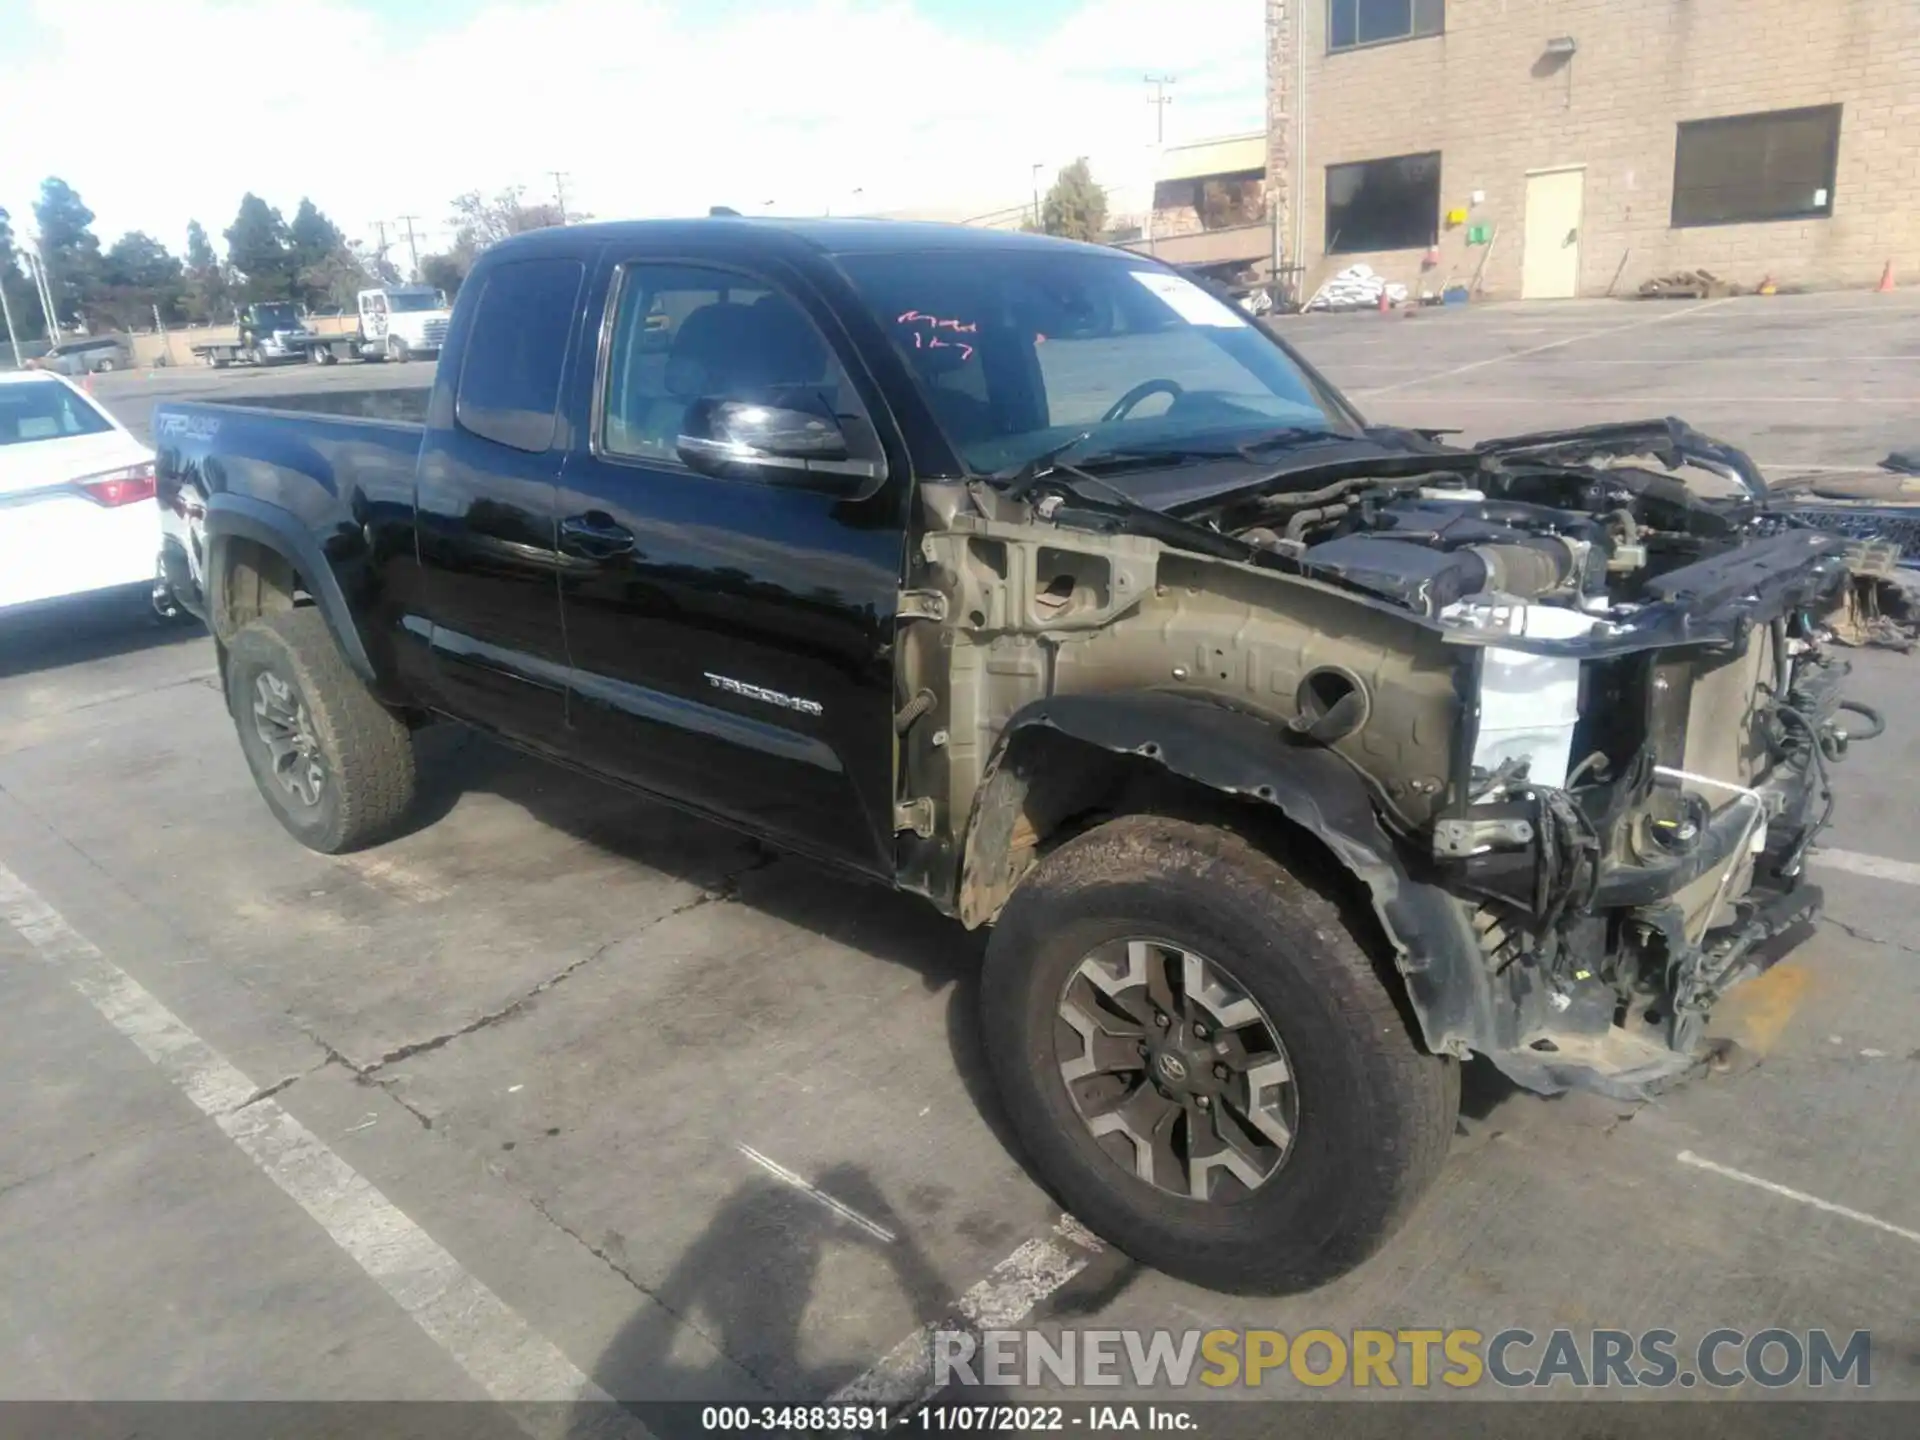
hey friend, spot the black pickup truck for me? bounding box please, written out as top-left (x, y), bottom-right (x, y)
top-left (154, 218), bottom-right (1868, 1292)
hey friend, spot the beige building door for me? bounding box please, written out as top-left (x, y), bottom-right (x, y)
top-left (1522, 167), bottom-right (1585, 299)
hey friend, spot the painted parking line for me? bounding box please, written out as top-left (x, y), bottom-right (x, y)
top-left (1677, 1151), bottom-right (1920, 1250)
top-left (1364, 395), bottom-right (1920, 406)
top-left (1353, 297), bottom-right (1735, 396)
top-left (831, 1216), bottom-right (1104, 1410)
top-left (1334, 356), bottom-right (1920, 368)
top-left (0, 859), bottom-right (635, 1437)
top-left (1811, 848), bottom-right (1920, 887)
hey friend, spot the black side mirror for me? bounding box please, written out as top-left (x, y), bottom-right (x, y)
top-left (676, 398), bottom-right (886, 493)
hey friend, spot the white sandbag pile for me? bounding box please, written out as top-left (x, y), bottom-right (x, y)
top-left (1304, 263), bottom-right (1409, 312)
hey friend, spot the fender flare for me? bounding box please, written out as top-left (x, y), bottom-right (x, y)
top-left (203, 493), bottom-right (377, 684)
top-left (961, 691), bottom-right (1494, 1061)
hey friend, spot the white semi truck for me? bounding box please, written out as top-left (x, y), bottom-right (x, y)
top-left (356, 285), bottom-right (453, 363)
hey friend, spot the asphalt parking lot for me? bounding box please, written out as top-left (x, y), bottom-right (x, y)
top-left (2, 294), bottom-right (1916, 1428)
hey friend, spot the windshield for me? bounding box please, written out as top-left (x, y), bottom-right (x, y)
top-left (388, 291), bottom-right (443, 312)
top-left (252, 304), bottom-right (299, 328)
top-left (835, 250), bottom-right (1353, 474)
top-left (0, 379), bottom-right (113, 446)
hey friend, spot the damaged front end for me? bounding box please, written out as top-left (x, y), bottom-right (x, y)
top-left (1212, 420), bottom-right (1871, 1095)
top-left (904, 419), bottom-right (1876, 1100)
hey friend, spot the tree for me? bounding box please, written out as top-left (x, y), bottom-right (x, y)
top-left (418, 252), bottom-right (467, 301)
top-left (186, 220), bottom-right (218, 274)
top-left (180, 219), bottom-right (231, 324)
top-left (224, 193), bottom-right (295, 302)
top-left (93, 231), bottom-right (186, 328)
top-left (288, 199), bottom-right (344, 271)
top-left (0, 207), bottom-right (47, 343)
top-left (1040, 158), bottom-right (1108, 243)
top-left (359, 241), bottom-right (402, 286)
top-left (33, 177), bottom-right (105, 326)
top-left (286, 198), bottom-right (353, 309)
top-left (301, 247), bottom-right (375, 313)
top-left (409, 186), bottom-right (565, 306)
top-left (449, 186), bottom-right (565, 250)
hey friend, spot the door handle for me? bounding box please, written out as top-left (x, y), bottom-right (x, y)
top-left (560, 513), bottom-right (636, 559)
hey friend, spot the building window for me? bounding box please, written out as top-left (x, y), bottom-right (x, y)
top-left (1671, 105), bottom-right (1842, 227)
top-left (1329, 0), bottom-right (1443, 52)
top-left (1325, 152), bottom-right (1441, 253)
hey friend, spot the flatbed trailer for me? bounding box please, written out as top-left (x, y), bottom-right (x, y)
top-left (190, 332), bottom-right (362, 368)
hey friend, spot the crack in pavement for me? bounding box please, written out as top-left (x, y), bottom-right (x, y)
top-left (279, 848), bottom-right (782, 1114)
top-left (230, 1064), bottom-right (322, 1113)
top-left (520, 1188), bottom-right (778, 1395)
top-left (352, 852), bottom-right (778, 1080)
top-left (1822, 914), bottom-right (1920, 958)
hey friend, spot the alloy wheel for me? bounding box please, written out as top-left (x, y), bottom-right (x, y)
top-left (1055, 938), bottom-right (1296, 1201)
top-left (251, 670), bottom-right (327, 807)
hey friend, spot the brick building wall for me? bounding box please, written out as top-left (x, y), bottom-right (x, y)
top-left (1270, 0), bottom-right (1920, 299)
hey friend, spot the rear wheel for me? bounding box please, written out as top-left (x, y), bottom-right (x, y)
top-left (226, 608), bottom-right (416, 853)
top-left (981, 815), bottom-right (1457, 1293)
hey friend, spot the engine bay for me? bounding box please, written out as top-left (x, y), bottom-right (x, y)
top-left (1207, 426), bottom-right (1827, 627)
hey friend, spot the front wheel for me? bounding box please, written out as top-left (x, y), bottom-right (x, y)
top-left (981, 815), bottom-right (1457, 1293)
top-left (226, 608), bottom-right (417, 853)
top-left (386, 334), bottom-right (410, 363)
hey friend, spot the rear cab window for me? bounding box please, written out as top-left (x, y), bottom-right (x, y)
top-left (454, 258), bottom-right (586, 453)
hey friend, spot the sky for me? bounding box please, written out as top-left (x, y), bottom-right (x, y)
top-left (0, 0), bottom-right (1265, 264)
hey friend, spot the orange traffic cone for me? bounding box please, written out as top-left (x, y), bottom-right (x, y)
top-left (1377, 287), bottom-right (1392, 314)
top-left (1878, 260), bottom-right (1896, 293)
top-left (82, 371), bottom-right (94, 394)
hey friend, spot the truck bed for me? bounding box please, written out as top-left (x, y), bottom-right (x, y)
top-left (152, 398), bottom-right (429, 687)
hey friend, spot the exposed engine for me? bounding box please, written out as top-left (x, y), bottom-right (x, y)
top-left (1186, 423), bottom-right (1874, 1093)
top-left (1215, 434), bottom-right (1790, 621)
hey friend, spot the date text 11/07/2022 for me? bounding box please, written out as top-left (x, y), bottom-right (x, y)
top-left (696, 1405), bottom-right (1197, 1433)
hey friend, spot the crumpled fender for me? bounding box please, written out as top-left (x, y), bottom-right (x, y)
top-left (966, 690), bottom-right (1494, 1061)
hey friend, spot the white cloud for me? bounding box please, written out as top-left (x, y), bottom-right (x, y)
top-left (0, 0), bottom-right (1263, 258)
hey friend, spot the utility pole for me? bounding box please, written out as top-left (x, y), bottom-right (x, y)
top-left (396, 215), bottom-right (422, 280)
top-left (1144, 73), bottom-right (1176, 145)
top-left (26, 247), bottom-right (57, 340)
top-left (1031, 162), bottom-right (1045, 230)
top-left (548, 171), bottom-right (571, 224)
top-left (0, 271), bottom-right (22, 368)
top-left (368, 219), bottom-right (390, 277)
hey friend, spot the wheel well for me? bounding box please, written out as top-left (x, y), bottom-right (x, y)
top-left (957, 725), bottom-right (1438, 1057)
top-left (212, 535), bottom-right (303, 644)
top-left (956, 726), bottom-right (1375, 935)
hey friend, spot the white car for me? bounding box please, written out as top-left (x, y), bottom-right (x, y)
top-left (0, 370), bottom-right (159, 613)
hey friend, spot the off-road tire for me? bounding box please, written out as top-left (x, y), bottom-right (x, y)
top-left (981, 815), bottom-right (1457, 1293)
top-left (226, 607), bottom-right (416, 854)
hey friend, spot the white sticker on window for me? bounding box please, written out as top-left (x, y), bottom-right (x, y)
top-left (1127, 270), bottom-right (1250, 328)
top-left (1814, 187), bottom-right (1829, 207)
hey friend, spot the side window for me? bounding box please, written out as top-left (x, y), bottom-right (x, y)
top-left (600, 262), bottom-right (864, 464)
top-left (455, 258), bottom-right (585, 453)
